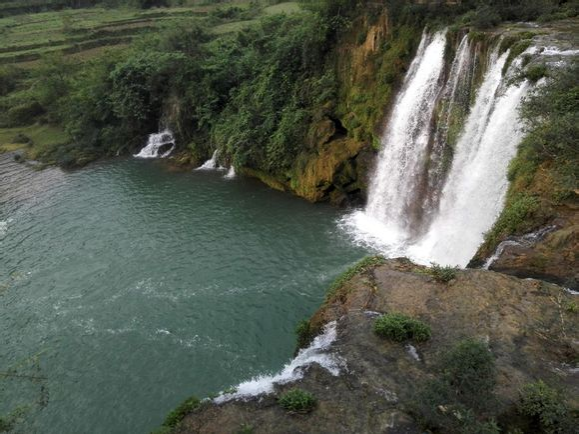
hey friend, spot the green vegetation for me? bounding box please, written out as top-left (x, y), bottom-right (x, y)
top-left (295, 319), bottom-right (314, 349)
top-left (412, 338), bottom-right (498, 432)
top-left (424, 263), bottom-right (458, 283)
top-left (518, 381), bottom-right (574, 433)
top-left (161, 395), bottom-right (200, 429)
top-left (278, 388), bottom-right (316, 413)
top-left (326, 255), bottom-right (386, 300)
top-left (373, 312), bottom-right (431, 343)
top-left (480, 60), bottom-right (578, 256)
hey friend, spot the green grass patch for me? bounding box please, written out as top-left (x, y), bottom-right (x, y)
top-left (278, 388), bottom-right (316, 414)
top-left (373, 312), bottom-right (431, 343)
top-left (326, 255), bottom-right (386, 300)
top-left (263, 2), bottom-right (300, 15)
top-left (0, 124), bottom-right (69, 152)
top-left (162, 395), bottom-right (200, 428)
top-left (483, 193), bottom-right (540, 248)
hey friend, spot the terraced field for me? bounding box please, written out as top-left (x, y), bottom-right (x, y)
top-left (0, 6), bottom-right (211, 65)
top-left (0, 1), bottom-right (300, 66)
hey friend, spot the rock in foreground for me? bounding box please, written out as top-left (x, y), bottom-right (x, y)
top-left (170, 259), bottom-right (578, 434)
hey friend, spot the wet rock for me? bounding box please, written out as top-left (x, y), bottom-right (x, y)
top-left (172, 259), bottom-right (578, 433)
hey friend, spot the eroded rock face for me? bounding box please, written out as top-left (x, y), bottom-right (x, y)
top-left (172, 259), bottom-right (578, 434)
top-left (475, 206), bottom-right (579, 290)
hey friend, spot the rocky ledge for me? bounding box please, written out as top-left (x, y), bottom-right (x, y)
top-left (168, 259), bottom-right (578, 434)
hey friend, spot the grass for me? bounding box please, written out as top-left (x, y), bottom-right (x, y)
top-left (162, 395), bottom-right (200, 428)
top-left (263, 2), bottom-right (300, 15)
top-left (0, 124), bottom-right (69, 152)
top-left (423, 263), bottom-right (458, 283)
top-left (373, 312), bottom-right (431, 342)
top-left (278, 388), bottom-right (316, 414)
top-left (326, 255), bottom-right (386, 300)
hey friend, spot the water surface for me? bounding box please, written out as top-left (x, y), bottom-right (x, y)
top-left (0, 155), bottom-right (367, 433)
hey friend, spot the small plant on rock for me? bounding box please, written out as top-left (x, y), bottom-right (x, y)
top-left (278, 388), bottom-right (316, 414)
top-left (295, 319), bottom-right (314, 349)
top-left (427, 263), bottom-right (458, 283)
top-left (374, 312), bottom-right (431, 342)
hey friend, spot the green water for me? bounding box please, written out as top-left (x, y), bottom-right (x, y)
top-left (0, 155), bottom-right (367, 433)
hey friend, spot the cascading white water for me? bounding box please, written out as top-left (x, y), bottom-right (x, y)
top-left (409, 49), bottom-right (530, 266)
top-left (134, 130), bottom-right (175, 158)
top-left (224, 166), bottom-right (236, 179)
top-left (344, 31), bottom-right (535, 267)
top-left (365, 31), bottom-right (447, 233)
top-left (196, 150), bottom-right (219, 170)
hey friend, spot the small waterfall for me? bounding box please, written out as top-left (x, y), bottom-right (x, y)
top-left (196, 150), bottom-right (219, 170)
top-left (134, 130), bottom-right (175, 159)
top-left (224, 166), bottom-right (236, 179)
top-left (344, 30), bottom-right (536, 267)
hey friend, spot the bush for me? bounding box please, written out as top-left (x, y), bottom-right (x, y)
top-left (525, 64), bottom-right (548, 83)
top-left (426, 263), bottom-right (457, 283)
top-left (162, 396), bottom-right (200, 428)
top-left (411, 338), bottom-right (498, 432)
top-left (518, 381), bottom-right (572, 433)
top-left (278, 388), bottom-right (316, 414)
top-left (441, 339), bottom-right (496, 409)
top-left (295, 319), bottom-right (314, 349)
top-left (374, 312), bottom-right (431, 343)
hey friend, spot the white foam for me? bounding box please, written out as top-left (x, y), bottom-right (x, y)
top-left (214, 321), bottom-right (343, 403)
top-left (196, 150), bottom-right (219, 170)
top-left (224, 166), bottom-right (236, 179)
top-left (134, 130), bottom-right (176, 158)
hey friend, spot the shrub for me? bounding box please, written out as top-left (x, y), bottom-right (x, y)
top-left (411, 339), bottom-right (498, 432)
top-left (0, 416), bottom-right (12, 433)
top-left (441, 339), bottom-right (496, 409)
top-left (278, 389), bottom-right (316, 413)
top-left (426, 263), bottom-right (457, 283)
top-left (374, 312), bottom-right (431, 342)
top-left (295, 319), bottom-right (314, 349)
top-left (518, 381), bottom-right (572, 433)
top-left (525, 64), bottom-right (548, 83)
top-left (162, 396), bottom-right (200, 428)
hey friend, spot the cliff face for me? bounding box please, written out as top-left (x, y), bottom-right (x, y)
top-left (169, 259), bottom-right (578, 433)
top-left (241, 8), bottom-right (421, 205)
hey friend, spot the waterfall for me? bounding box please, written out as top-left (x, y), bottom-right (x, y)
top-left (409, 47), bottom-right (531, 266)
top-left (134, 130), bottom-right (175, 159)
top-left (224, 166), bottom-right (236, 179)
top-left (343, 30), bottom-right (535, 267)
top-left (196, 150), bottom-right (219, 170)
top-left (365, 31), bottom-right (447, 234)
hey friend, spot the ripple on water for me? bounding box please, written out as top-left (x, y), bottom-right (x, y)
top-left (0, 154), bottom-right (368, 434)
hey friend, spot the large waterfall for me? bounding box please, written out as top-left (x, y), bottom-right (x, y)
top-left (344, 30), bottom-right (535, 267)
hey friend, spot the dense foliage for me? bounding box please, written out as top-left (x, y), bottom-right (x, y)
top-left (518, 381), bottom-right (574, 434)
top-left (373, 312), bottom-right (431, 342)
